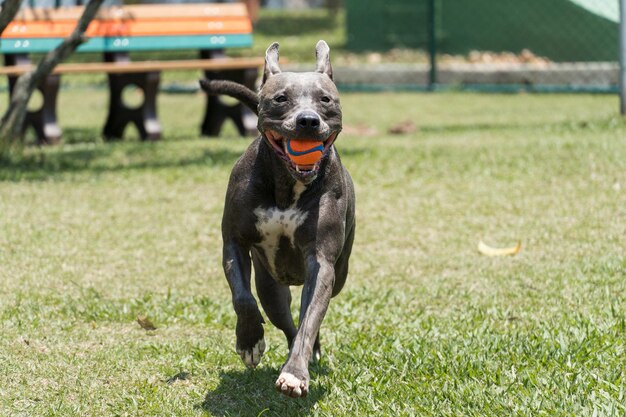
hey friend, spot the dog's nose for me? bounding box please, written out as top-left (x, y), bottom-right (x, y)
top-left (296, 112), bottom-right (321, 129)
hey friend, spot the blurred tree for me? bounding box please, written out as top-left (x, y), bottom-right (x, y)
top-left (241, 0), bottom-right (259, 23)
top-left (0, 0), bottom-right (23, 34)
top-left (0, 0), bottom-right (105, 157)
top-left (325, 0), bottom-right (340, 16)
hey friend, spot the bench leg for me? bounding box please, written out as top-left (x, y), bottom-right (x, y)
top-left (5, 54), bottom-right (62, 145)
top-left (103, 53), bottom-right (161, 141)
top-left (200, 50), bottom-right (258, 137)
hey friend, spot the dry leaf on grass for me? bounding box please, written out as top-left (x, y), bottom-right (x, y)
top-left (478, 240), bottom-right (522, 257)
top-left (137, 315), bottom-right (157, 331)
top-left (342, 124), bottom-right (378, 137)
top-left (388, 120), bottom-right (417, 135)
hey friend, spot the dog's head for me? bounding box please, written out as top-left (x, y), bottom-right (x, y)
top-left (258, 40), bottom-right (342, 183)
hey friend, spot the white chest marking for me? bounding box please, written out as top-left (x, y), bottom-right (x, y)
top-left (254, 182), bottom-right (308, 276)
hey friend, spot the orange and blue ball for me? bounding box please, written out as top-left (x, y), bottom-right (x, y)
top-left (286, 138), bottom-right (324, 167)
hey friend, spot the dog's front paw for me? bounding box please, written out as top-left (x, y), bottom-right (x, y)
top-left (275, 370), bottom-right (309, 398)
top-left (233, 298), bottom-right (265, 368)
top-left (235, 338), bottom-right (265, 368)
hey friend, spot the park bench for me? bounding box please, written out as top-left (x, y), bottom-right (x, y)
top-left (0, 3), bottom-right (264, 143)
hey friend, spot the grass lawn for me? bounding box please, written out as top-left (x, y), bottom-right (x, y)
top-left (1, 90), bottom-right (625, 416)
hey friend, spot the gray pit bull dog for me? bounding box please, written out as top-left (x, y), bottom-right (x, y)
top-left (206, 41), bottom-right (355, 398)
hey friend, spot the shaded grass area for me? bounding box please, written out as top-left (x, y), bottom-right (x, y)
top-left (1, 91), bottom-right (625, 416)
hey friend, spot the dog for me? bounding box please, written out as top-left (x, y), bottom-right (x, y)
top-left (202, 40), bottom-right (355, 398)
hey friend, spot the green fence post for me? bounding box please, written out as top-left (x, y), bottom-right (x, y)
top-left (428, 0), bottom-right (437, 91)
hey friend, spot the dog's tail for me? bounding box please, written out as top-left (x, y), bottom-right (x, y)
top-left (199, 79), bottom-right (259, 116)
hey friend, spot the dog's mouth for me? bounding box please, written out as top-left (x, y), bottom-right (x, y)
top-left (264, 130), bottom-right (338, 179)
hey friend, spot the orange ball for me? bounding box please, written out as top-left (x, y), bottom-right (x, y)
top-left (286, 138), bottom-right (324, 167)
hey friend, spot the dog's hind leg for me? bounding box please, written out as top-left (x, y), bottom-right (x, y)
top-left (223, 241), bottom-right (265, 368)
top-left (253, 254), bottom-right (298, 349)
top-left (332, 221), bottom-right (355, 297)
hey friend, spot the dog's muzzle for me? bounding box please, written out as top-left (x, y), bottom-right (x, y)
top-left (264, 130), bottom-right (339, 180)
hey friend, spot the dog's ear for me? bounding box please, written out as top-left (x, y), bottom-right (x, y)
top-left (315, 40), bottom-right (333, 80)
top-left (263, 42), bottom-right (281, 85)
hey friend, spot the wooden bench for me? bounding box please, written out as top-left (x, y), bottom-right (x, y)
top-left (0, 3), bottom-right (264, 143)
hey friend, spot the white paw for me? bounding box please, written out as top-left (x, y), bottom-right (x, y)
top-left (235, 338), bottom-right (265, 368)
top-left (275, 372), bottom-right (308, 398)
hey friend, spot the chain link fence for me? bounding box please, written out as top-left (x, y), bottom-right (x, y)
top-left (344, 0), bottom-right (621, 92)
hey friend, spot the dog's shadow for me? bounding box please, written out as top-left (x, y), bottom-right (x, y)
top-left (198, 364), bottom-right (329, 416)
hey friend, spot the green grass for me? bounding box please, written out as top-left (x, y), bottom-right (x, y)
top-left (1, 90), bottom-right (625, 416)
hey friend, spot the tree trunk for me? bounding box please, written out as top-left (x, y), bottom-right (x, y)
top-left (0, 0), bottom-right (105, 157)
top-left (0, 0), bottom-right (23, 35)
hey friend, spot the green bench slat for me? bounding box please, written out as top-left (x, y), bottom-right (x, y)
top-left (103, 34), bottom-right (252, 52)
top-left (0, 34), bottom-right (253, 54)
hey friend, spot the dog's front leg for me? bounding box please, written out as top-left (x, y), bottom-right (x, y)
top-left (275, 255), bottom-right (334, 398)
top-left (223, 241), bottom-right (265, 368)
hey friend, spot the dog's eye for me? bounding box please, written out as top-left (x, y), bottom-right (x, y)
top-left (274, 95), bottom-right (288, 103)
top-left (320, 96), bottom-right (331, 103)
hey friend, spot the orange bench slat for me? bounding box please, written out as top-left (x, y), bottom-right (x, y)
top-left (12, 3), bottom-right (249, 22)
top-left (2, 17), bottom-right (252, 38)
